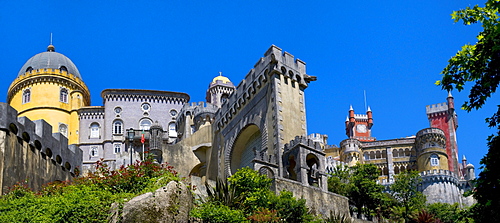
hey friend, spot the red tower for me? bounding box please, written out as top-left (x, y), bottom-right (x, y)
top-left (345, 106), bottom-right (375, 142)
top-left (426, 92), bottom-right (461, 175)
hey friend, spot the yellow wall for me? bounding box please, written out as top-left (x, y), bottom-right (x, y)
top-left (8, 71), bottom-right (90, 145)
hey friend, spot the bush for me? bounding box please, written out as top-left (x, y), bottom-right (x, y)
top-left (190, 202), bottom-right (248, 223)
top-left (0, 157), bottom-right (180, 222)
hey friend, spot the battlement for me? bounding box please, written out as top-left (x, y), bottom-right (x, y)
top-left (78, 106), bottom-right (105, 120)
top-left (0, 102), bottom-right (82, 175)
top-left (416, 127), bottom-right (445, 138)
top-left (8, 69), bottom-right (90, 105)
top-left (426, 102), bottom-right (449, 115)
top-left (101, 89), bottom-right (190, 104)
top-left (284, 135), bottom-right (323, 152)
top-left (419, 169), bottom-right (459, 185)
top-left (215, 45), bottom-right (312, 131)
top-left (354, 114), bottom-right (368, 121)
top-left (308, 133), bottom-right (328, 144)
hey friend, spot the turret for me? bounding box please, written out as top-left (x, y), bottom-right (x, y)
top-left (206, 73), bottom-right (235, 108)
top-left (340, 138), bottom-right (362, 166)
top-left (415, 128), bottom-right (448, 172)
top-left (367, 106), bottom-right (373, 128)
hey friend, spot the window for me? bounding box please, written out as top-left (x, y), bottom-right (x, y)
top-left (90, 146), bottom-right (98, 157)
top-left (59, 124), bottom-right (68, 137)
top-left (60, 66), bottom-right (68, 72)
top-left (430, 154), bottom-right (439, 166)
top-left (114, 107), bottom-right (122, 115)
top-left (90, 123), bottom-right (100, 138)
top-left (168, 122), bottom-right (177, 137)
top-left (60, 88), bottom-right (68, 103)
top-left (114, 144), bottom-right (121, 154)
top-left (141, 102), bottom-right (151, 111)
top-left (26, 66), bottom-right (33, 73)
top-left (22, 89), bottom-right (31, 104)
top-left (170, 109), bottom-right (177, 117)
top-left (139, 119), bottom-right (152, 130)
top-left (113, 120), bottom-right (123, 134)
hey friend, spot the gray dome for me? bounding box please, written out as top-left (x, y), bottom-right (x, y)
top-left (18, 45), bottom-right (82, 79)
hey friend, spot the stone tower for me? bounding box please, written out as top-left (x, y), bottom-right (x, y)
top-left (340, 138), bottom-right (362, 167)
top-left (345, 106), bottom-right (374, 142)
top-left (7, 45), bottom-right (90, 144)
top-left (415, 128), bottom-right (449, 172)
top-left (426, 92), bottom-right (460, 175)
top-left (206, 73), bottom-right (235, 108)
top-left (207, 45), bottom-right (317, 180)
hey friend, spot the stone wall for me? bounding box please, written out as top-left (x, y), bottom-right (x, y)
top-left (0, 102), bottom-right (82, 194)
top-left (273, 178), bottom-right (350, 218)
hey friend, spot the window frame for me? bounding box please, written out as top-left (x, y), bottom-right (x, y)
top-left (90, 123), bottom-right (100, 139)
top-left (60, 88), bottom-right (69, 103)
top-left (113, 120), bottom-right (123, 135)
top-left (22, 88), bottom-right (31, 104)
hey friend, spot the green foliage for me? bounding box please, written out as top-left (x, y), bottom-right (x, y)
top-left (425, 203), bottom-right (474, 223)
top-left (206, 177), bottom-right (242, 208)
top-left (193, 167), bottom-right (315, 222)
top-left (441, 1), bottom-right (500, 222)
top-left (327, 165), bottom-right (351, 196)
top-left (348, 164), bottom-right (385, 218)
top-left (228, 167), bottom-right (273, 196)
top-left (190, 202), bottom-right (248, 223)
top-left (78, 157), bottom-right (179, 194)
top-left (0, 157), bottom-right (180, 222)
top-left (390, 171), bottom-right (426, 222)
top-left (323, 211), bottom-right (354, 223)
top-left (469, 133), bottom-right (500, 222)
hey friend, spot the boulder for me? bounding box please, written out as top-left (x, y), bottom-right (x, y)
top-left (116, 181), bottom-right (193, 223)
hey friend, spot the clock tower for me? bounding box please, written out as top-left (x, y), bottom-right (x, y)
top-left (345, 106), bottom-right (375, 142)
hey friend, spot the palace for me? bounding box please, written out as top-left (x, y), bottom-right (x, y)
top-left (0, 44), bottom-right (475, 212)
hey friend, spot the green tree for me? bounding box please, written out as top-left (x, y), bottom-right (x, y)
top-left (440, 1), bottom-right (500, 222)
top-left (390, 171), bottom-right (426, 222)
top-left (348, 164), bottom-right (385, 219)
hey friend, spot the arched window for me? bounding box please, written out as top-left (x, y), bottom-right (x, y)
top-left (26, 66), bottom-right (33, 73)
top-left (22, 89), bottom-right (31, 104)
top-left (60, 66), bottom-right (68, 72)
top-left (430, 154), bottom-right (439, 166)
top-left (90, 123), bottom-right (100, 138)
top-left (168, 122), bottom-right (177, 137)
top-left (60, 88), bottom-right (68, 103)
top-left (59, 124), bottom-right (68, 137)
top-left (113, 120), bottom-right (123, 134)
top-left (139, 119), bottom-right (152, 130)
top-left (90, 146), bottom-right (98, 157)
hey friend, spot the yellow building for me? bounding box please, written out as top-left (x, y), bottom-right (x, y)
top-left (7, 45), bottom-right (90, 144)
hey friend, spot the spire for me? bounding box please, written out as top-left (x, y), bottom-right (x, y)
top-left (462, 155), bottom-right (467, 161)
top-left (349, 105), bottom-right (353, 111)
top-left (448, 91), bottom-right (453, 98)
top-left (367, 106), bottom-right (371, 112)
top-left (47, 33), bottom-right (55, 52)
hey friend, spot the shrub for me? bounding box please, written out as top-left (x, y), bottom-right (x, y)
top-left (190, 202), bottom-right (248, 223)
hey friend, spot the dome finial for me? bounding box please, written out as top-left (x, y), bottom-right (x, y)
top-left (47, 33), bottom-right (55, 52)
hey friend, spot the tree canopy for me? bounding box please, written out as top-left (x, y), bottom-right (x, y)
top-left (440, 1), bottom-right (500, 222)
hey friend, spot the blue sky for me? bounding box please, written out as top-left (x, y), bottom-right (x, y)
top-left (0, 1), bottom-right (497, 172)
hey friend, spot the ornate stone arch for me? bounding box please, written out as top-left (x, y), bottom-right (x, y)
top-left (226, 124), bottom-right (262, 175)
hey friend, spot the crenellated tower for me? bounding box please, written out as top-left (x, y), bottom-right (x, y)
top-left (206, 73), bottom-right (235, 108)
top-left (340, 138), bottom-right (363, 166)
top-left (415, 128), bottom-right (449, 172)
top-left (426, 93), bottom-right (460, 175)
top-left (345, 106), bottom-right (375, 142)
